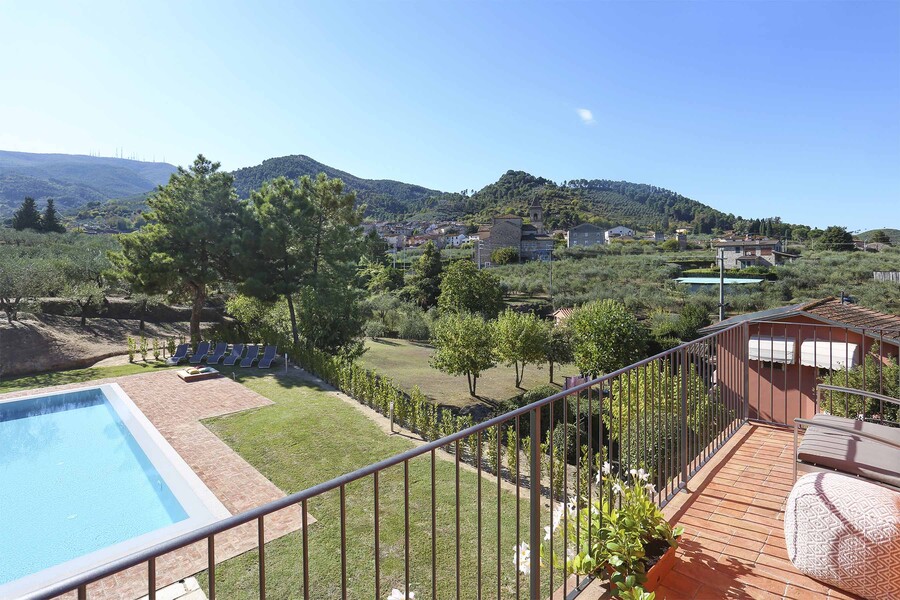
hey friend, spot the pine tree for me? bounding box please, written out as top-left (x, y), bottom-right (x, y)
top-left (41, 198), bottom-right (66, 233)
top-left (11, 197), bottom-right (43, 231)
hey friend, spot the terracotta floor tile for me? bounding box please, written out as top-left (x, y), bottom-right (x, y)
top-left (659, 424), bottom-right (863, 600)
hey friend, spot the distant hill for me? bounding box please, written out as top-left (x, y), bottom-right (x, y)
top-left (0, 150), bottom-right (176, 217)
top-left (0, 150), bottom-right (746, 233)
top-left (232, 158), bottom-right (733, 231)
top-left (416, 170), bottom-right (734, 231)
top-left (858, 228), bottom-right (900, 244)
top-left (232, 155), bottom-right (443, 218)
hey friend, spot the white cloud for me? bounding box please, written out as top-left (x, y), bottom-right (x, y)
top-left (576, 108), bottom-right (595, 125)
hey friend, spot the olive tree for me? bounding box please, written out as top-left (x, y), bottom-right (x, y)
top-left (430, 312), bottom-right (496, 396)
top-left (568, 299), bottom-right (649, 377)
top-left (494, 309), bottom-right (549, 387)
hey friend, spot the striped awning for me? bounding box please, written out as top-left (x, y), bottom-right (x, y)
top-left (799, 341), bottom-right (860, 370)
top-left (748, 336), bottom-right (795, 364)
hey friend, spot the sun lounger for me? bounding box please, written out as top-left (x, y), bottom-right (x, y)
top-left (222, 344), bottom-right (245, 366)
top-left (166, 343), bottom-right (190, 365)
top-left (794, 385), bottom-right (900, 489)
top-left (258, 345), bottom-right (278, 369)
top-left (240, 345), bottom-right (260, 368)
top-left (206, 342), bottom-right (228, 365)
top-left (188, 341), bottom-right (211, 365)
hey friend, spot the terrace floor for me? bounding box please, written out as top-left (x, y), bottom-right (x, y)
top-left (657, 424), bottom-right (862, 600)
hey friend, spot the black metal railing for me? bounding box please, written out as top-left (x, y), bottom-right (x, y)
top-left (25, 320), bottom-right (899, 599)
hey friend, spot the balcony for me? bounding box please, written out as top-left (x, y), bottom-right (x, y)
top-left (23, 320), bottom-right (897, 600)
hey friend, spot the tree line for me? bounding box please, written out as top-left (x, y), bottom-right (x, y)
top-left (10, 197), bottom-right (66, 233)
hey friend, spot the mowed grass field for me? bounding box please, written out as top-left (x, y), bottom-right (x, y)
top-left (201, 370), bottom-right (556, 599)
top-left (358, 338), bottom-right (573, 409)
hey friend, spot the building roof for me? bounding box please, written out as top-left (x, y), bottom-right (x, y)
top-left (569, 223), bottom-right (603, 232)
top-left (552, 307), bottom-right (574, 322)
top-left (713, 239), bottom-right (780, 247)
top-left (494, 214), bottom-right (522, 221)
top-left (700, 297), bottom-right (900, 340)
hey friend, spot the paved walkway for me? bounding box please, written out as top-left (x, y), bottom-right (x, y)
top-left (1, 371), bottom-right (313, 600)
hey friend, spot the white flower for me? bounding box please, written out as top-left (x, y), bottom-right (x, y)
top-left (602, 461), bottom-right (612, 475)
top-left (386, 589), bottom-right (415, 600)
top-left (544, 525), bottom-right (552, 541)
top-left (514, 542), bottom-right (531, 575)
top-left (594, 471), bottom-right (602, 485)
top-left (856, 413), bottom-right (865, 421)
top-left (612, 482), bottom-right (624, 496)
top-left (636, 468), bottom-right (649, 482)
top-left (629, 468), bottom-right (637, 477)
top-left (644, 483), bottom-right (657, 495)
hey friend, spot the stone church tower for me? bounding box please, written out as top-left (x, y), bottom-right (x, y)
top-left (528, 199), bottom-right (544, 235)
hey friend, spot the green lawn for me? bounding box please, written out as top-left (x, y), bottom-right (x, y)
top-left (201, 371), bottom-right (555, 599)
top-left (359, 338), bottom-right (570, 409)
top-left (0, 361), bottom-right (176, 393)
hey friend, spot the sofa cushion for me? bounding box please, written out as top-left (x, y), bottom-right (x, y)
top-left (797, 414), bottom-right (900, 488)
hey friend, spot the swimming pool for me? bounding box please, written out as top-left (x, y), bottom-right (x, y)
top-left (0, 383), bottom-right (228, 597)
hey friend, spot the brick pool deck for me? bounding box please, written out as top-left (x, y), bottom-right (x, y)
top-left (1, 370), bottom-right (313, 600)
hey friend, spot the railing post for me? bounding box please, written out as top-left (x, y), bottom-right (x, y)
top-left (529, 406), bottom-right (541, 599)
top-left (742, 323), bottom-right (750, 422)
top-left (680, 347), bottom-right (689, 489)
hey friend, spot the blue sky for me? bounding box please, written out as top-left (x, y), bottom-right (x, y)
top-left (1, 1), bottom-right (897, 231)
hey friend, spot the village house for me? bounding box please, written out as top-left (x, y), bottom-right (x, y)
top-left (604, 225), bottom-right (635, 243)
top-left (565, 223), bottom-right (605, 248)
top-left (712, 237), bottom-right (796, 269)
top-left (475, 199), bottom-right (554, 267)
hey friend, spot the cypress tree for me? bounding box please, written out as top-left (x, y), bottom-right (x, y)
top-left (41, 198), bottom-right (66, 233)
top-left (11, 197), bottom-right (43, 231)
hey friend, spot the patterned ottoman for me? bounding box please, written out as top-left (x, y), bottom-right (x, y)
top-left (784, 472), bottom-right (900, 600)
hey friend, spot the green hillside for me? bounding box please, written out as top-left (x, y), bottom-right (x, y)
top-left (858, 228), bottom-right (900, 244)
top-left (231, 154), bottom-right (442, 218)
top-left (416, 170), bottom-right (734, 232)
top-left (0, 150), bottom-right (175, 217)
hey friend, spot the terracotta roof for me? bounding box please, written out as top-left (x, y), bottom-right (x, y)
top-left (553, 307), bottom-right (574, 321)
top-left (700, 297), bottom-right (900, 339)
top-left (801, 297), bottom-right (900, 332)
top-left (714, 239), bottom-right (780, 247)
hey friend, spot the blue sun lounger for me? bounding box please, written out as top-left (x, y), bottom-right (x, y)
top-left (188, 341), bottom-right (211, 365)
top-left (222, 344), bottom-right (245, 366)
top-left (258, 345), bottom-right (278, 369)
top-left (240, 345), bottom-right (260, 368)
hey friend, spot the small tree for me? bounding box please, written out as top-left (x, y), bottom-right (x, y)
top-left (41, 199), bottom-right (66, 233)
top-left (430, 312), bottom-right (496, 396)
top-left (403, 241), bottom-right (443, 309)
top-left (545, 324), bottom-right (574, 383)
top-left (869, 230), bottom-right (891, 244)
top-left (11, 197), bottom-right (43, 231)
top-left (568, 299), bottom-right (649, 377)
top-left (490, 247), bottom-right (519, 265)
top-left (437, 259), bottom-right (505, 319)
top-left (68, 281), bottom-right (106, 327)
top-left (494, 309), bottom-right (549, 387)
top-left (819, 225), bottom-right (855, 251)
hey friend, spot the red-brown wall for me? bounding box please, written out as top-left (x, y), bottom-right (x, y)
top-left (714, 316), bottom-right (899, 426)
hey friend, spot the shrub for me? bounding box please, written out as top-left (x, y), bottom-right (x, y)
top-left (138, 336), bottom-right (148, 361)
top-left (152, 338), bottom-right (161, 361)
top-left (364, 319), bottom-right (387, 339)
top-left (127, 336), bottom-right (136, 363)
top-left (397, 310), bottom-right (430, 340)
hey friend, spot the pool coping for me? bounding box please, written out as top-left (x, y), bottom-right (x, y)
top-left (0, 383), bottom-right (230, 599)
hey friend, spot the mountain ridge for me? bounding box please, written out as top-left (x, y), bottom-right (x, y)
top-left (3, 149), bottom-right (880, 234)
top-left (0, 150), bottom-right (176, 217)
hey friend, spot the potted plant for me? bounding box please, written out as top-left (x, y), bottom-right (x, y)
top-left (519, 465), bottom-right (682, 599)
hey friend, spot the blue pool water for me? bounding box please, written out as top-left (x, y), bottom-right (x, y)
top-left (0, 388), bottom-right (188, 585)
